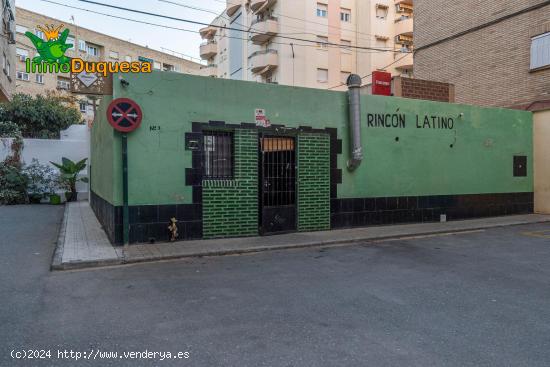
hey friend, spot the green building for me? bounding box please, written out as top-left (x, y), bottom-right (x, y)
top-left (90, 72), bottom-right (533, 244)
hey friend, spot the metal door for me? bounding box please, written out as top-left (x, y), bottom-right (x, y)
top-left (259, 135), bottom-right (297, 234)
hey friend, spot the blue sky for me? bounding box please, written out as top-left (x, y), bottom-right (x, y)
top-left (17, 0), bottom-right (225, 62)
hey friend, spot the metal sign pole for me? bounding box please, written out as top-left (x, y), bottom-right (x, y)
top-left (107, 97), bottom-right (142, 247)
top-left (122, 133), bottom-right (129, 246)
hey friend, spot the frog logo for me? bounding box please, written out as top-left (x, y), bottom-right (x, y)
top-left (25, 24), bottom-right (72, 65)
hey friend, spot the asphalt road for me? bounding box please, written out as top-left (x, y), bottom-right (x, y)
top-left (1, 205), bottom-right (550, 367)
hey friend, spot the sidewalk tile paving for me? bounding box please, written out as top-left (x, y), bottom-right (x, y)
top-left (52, 201), bottom-right (550, 270)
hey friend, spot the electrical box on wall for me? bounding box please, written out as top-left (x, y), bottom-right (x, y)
top-left (185, 132), bottom-right (202, 151)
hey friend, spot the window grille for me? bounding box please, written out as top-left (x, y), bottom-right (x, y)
top-left (203, 131), bottom-right (234, 179)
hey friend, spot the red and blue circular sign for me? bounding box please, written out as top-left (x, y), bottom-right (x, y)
top-left (106, 98), bottom-right (143, 133)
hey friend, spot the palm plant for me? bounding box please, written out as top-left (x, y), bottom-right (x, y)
top-left (50, 157), bottom-right (88, 202)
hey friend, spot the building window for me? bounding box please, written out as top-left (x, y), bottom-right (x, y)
top-left (203, 131), bottom-right (234, 179)
top-left (57, 77), bottom-right (70, 90)
top-left (35, 74), bottom-right (44, 84)
top-left (340, 8), bottom-right (351, 22)
top-left (317, 68), bottom-right (328, 83)
top-left (125, 55), bottom-right (132, 62)
top-left (163, 63), bottom-right (175, 72)
top-left (316, 35), bottom-right (328, 49)
top-left (530, 32), bottom-right (550, 70)
top-left (15, 24), bottom-right (27, 34)
top-left (109, 50), bottom-right (119, 60)
top-left (78, 40), bottom-right (86, 51)
top-left (86, 44), bottom-right (99, 57)
top-left (376, 5), bottom-right (389, 19)
top-left (341, 71), bottom-right (351, 84)
top-left (66, 36), bottom-right (75, 50)
top-left (35, 29), bottom-right (45, 40)
top-left (153, 61), bottom-right (161, 70)
top-left (16, 71), bottom-right (29, 81)
top-left (16, 47), bottom-right (28, 61)
top-left (79, 101), bottom-right (87, 113)
top-left (341, 39), bottom-right (352, 53)
top-left (316, 3), bottom-right (328, 18)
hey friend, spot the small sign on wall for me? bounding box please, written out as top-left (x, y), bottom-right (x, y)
top-left (255, 108), bottom-right (271, 128)
top-left (372, 71), bottom-right (392, 96)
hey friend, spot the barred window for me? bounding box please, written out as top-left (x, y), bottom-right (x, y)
top-left (203, 131), bottom-right (234, 179)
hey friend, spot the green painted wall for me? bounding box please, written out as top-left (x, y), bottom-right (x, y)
top-left (202, 129), bottom-right (258, 238)
top-left (297, 133), bottom-right (331, 231)
top-left (91, 72), bottom-right (533, 206)
top-left (90, 95), bottom-right (115, 203)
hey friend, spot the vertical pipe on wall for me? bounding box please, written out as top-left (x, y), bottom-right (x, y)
top-left (347, 74), bottom-right (363, 171)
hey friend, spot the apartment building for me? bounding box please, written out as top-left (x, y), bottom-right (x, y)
top-left (14, 7), bottom-right (202, 119)
top-left (414, 0), bottom-right (549, 109)
top-left (0, 0), bottom-right (15, 101)
top-left (413, 1), bottom-right (550, 214)
top-left (199, 0), bottom-right (414, 90)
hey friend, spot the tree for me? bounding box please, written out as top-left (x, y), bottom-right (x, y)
top-left (0, 92), bottom-right (82, 139)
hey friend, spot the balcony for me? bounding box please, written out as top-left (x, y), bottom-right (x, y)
top-left (395, 0), bottom-right (413, 14)
top-left (200, 42), bottom-right (217, 60)
top-left (395, 33), bottom-right (413, 46)
top-left (392, 53), bottom-right (413, 71)
top-left (394, 16), bottom-right (413, 37)
top-left (199, 25), bottom-right (217, 40)
top-left (250, 17), bottom-right (278, 45)
top-left (249, 49), bottom-right (278, 74)
top-left (250, 0), bottom-right (277, 14)
top-left (226, 0), bottom-right (240, 17)
top-left (201, 64), bottom-right (217, 77)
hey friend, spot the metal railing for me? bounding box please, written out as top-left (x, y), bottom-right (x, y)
top-left (250, 15), bottom-right (278, 27)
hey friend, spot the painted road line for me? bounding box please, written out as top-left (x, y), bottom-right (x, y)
top-left (371, 230), bottom-right (486, 243)
top-left (522, 230), bottom-right (550, 239)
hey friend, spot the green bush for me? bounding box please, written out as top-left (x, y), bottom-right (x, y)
top-left (0, 119), bottom-right (26, 205)
top-left (51, 157), bottom-right (88, 202)
top-left (0, 121), bottom-right (20, 138)
top-left (1, 93), bottom-right (82, 139)
top-left (0, 162), bottom-right (28, 204)
top-left (23, 159), bottom-right (60, 202)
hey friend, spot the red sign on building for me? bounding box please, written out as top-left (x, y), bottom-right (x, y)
top-left (372, 71), bottom-right (392, 96)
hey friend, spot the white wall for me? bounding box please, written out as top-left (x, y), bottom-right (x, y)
top-left (0, 125), bottom-right (90, 197)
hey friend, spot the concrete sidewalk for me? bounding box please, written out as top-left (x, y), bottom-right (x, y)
top-left (52, 201), bottom-right (550, 270)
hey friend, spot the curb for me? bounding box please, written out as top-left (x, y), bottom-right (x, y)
top-left (52, 217), bottom-right (550, 271)
top-left (50, 204), bottom-right (68, 271)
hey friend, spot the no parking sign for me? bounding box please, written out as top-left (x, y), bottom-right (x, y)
top-left (106, 98), bottom-right (143, 133)
top-left (106, 97), bottom-right (143, 245)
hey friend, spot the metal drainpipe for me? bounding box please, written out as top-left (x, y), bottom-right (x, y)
top-left (346, 74), bottom-right (363, 171)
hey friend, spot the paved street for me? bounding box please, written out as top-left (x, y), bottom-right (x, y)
top-left (1, 205), bottom-right (550, 366)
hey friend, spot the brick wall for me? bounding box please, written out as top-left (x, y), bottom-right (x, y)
top-left (202, 128), bottom-right (258, 239)
top-left (297, 133), bottom-right (330, 232)
top-left (414, 1), bottom-right (550, 107)
top-left (393, 77), bottom-right (455, 102)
